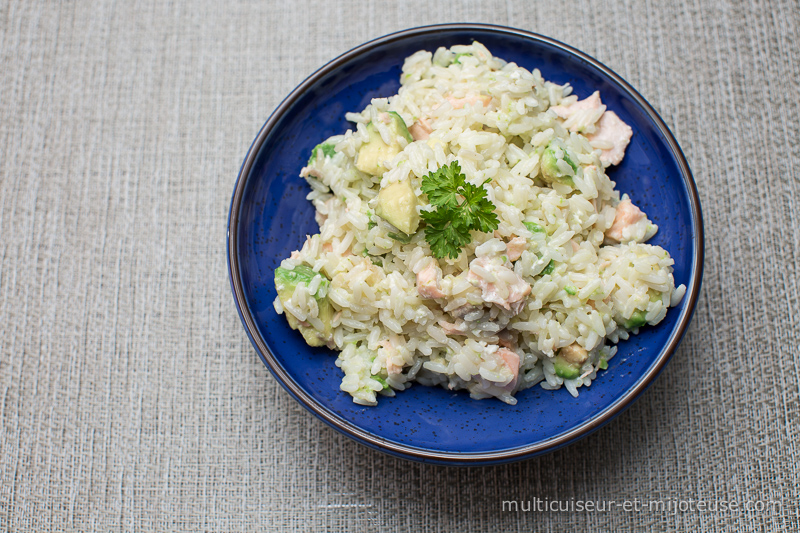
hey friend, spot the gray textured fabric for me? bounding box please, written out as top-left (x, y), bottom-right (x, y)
top-left (1, 0), bottom-right (798, 530)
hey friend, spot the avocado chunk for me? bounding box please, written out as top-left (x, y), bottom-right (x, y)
top-left (371, 375), bottom-right (391, 391)
top-left (387, 231), bottom-right (412, 243)
top-left (554, 343), bottom-right (588, 379)
top-left (541, 140), bottom-right (578, 186)
top-left (387, 111), bottom-right (413, 143)
top-left (355, 112), bottom-right (412, 176)
top-left (307, 142), bottom-right (336, 165)
top-left (620, 309), bottom-right (647, 330)
top-left (648, 289), bottom-right (662, 303)
top-left (553, 355), bottom-right (582, 379)
top-left (523, 221), bottom-right (545, 234)
top-left (375, 180), bottom-right (420, 234)
top-left (274, 265), bottom-right (333, 347)
top-left (452, 52), bottom-right (472, 65)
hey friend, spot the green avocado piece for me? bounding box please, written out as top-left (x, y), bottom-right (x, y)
top-left (274, 265), bottom-right (333, 346)
top-left (540, 140), bottom-right (578, 186)
top-left (388, 111), bottom-right (413, 143)
top-left (307, 142), bottom-right (336, 165)
top-left (452, 52), bottom-right (472, 65)
top-left (649, 289), bottom-right (662, 303)
top-left (387, 232), bottom-right (413, 243)
top-left (275, 265), bottom-right (327, 299)
top-left (371, 375), bottom-right (391, 390)
top-left (355, 112), bottom-right (412, 176)
top-left (620, 309), bottom-right (647, 330)
top-left (375, 180), bottom-right (420, 234)
top-left (523, 221), bottom-right (545, 233)
top-left (553, 355), bottom-right (582, 379)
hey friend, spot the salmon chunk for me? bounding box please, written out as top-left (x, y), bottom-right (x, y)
top-left (495, 347), bottom-right (521, 391)
top-left (505, 236), bottom-right (527, 262)
top-left (550, 91), bottom-right (603, 119)
top-left (416, 261), bottom-right (446, 299)
top-left (408, 117), bottom-right (433, 141)
top-left (467, 257), bottom-right (531, 314)
top-left (605, 199), bottom-right (645, 242)
top-left (588, 111), bottom-right (633, 166)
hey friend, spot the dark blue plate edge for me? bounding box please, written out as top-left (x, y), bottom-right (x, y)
top-left (226, 23), bottom-right (705, 466)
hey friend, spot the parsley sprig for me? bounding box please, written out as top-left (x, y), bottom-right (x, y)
top-left (420, 161), bottom-right (499, 259)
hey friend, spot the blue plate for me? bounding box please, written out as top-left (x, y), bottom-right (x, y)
top-left (228, 24), bottom-right (704, 465)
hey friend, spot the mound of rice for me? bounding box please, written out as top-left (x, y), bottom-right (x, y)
top-left (273, 42), bottom-right (685, 406)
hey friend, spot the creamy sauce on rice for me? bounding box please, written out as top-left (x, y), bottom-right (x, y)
top-left (272, 42), bottom-right (685, 406)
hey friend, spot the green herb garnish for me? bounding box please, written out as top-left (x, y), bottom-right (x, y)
top-left (541, 260), bottom-right (555, 275)
top-left (420, 161), bottom-right (499, 259)
top-left (564, 286), bottom-right (577, 295)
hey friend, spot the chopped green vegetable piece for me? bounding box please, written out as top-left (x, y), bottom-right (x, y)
top-left (564, 285), bottom-right (577, 295)
top-left (420, 161), bottom-right (499, 259)
top-left (452, 52), bottom-right (472, 65)
top-left (553, 355), bottom-right (581, 379)
top-left (274, 265), bottom-right (333, 346)
top-left (598, 357), bottom-right (608, 370)
top-left (275, 265), bottom-right (328, 299)
top-left (356, 113), bottom-right (411, 175)
top-left (387, 111), bottom-right (413, 143)
top-left (541, 140), bottom-right (578, 186)
top-left (372, 375), bottom-right (390, 390)
top-left (307, 142), bottom-right (336, 165)
top-left (523, 221), bottom-right (545, 233)
top-left (387, 232), bottom-right (412, 243)
top-left (541, 260), bottom-right (555, 275)
top-left (356, 125), bottom-right (397, 176)
top-left (367, 210), bottom-right (377, 229)
top-left (623, 310), bottom-right (647, 329)
top-left (375, 180), bottom-right (420, 234)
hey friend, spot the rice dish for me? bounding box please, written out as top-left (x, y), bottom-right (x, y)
top-left (272, 42), bottom-right (686, 406)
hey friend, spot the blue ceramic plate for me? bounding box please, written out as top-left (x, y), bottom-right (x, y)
top-left (228, 24), bottom-right (703, 465)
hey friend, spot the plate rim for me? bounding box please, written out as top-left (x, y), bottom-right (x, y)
top-left (227, 23), bottom-right (705, 465)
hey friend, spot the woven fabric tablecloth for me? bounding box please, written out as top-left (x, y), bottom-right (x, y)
top-left (1, 1), bottom-right (799, 531)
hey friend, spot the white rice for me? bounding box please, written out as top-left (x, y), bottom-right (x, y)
top-left (274, 42), bottom-right (685, 406)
